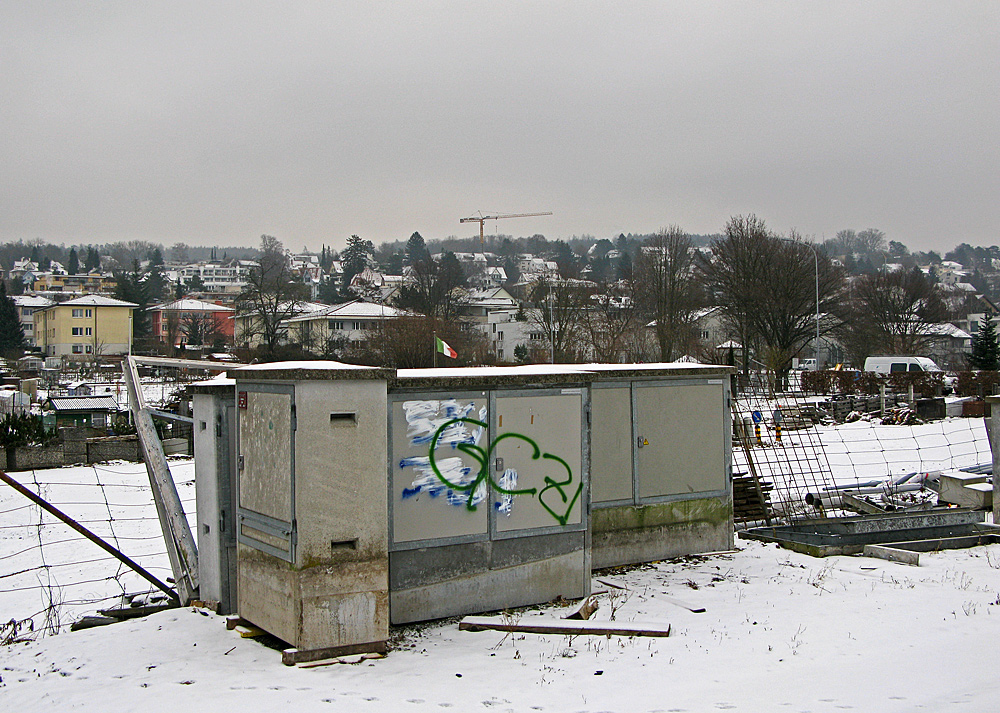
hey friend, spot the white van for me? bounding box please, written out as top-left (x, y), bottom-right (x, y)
top-left (863, 356), bottom-right (943, 374)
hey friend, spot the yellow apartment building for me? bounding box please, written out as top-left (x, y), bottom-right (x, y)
top-left (31, 271), bottom-right (118, 294)
top-left (34, 296), bottom-right (138, 358)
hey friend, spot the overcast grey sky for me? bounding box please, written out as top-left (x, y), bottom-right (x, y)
top-left (3, 2), bottom-right (997, 253)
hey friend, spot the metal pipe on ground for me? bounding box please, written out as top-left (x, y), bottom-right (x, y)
top-left (805, 482), bottom-right (928, 510)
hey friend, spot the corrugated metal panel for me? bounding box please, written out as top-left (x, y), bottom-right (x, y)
top-left (47, 396), bottom-right (120, 411)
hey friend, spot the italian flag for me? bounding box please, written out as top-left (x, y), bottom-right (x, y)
top-left (436, 337), bottom-right (457, 359)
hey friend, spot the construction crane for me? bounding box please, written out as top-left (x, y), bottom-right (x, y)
top-left (460, 211), bottom-right (553, 246)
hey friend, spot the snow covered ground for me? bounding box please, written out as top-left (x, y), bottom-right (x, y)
top-left (2, 539), bottom-right (999, 712)
top-left (1, 418), bottom-right (999, 711)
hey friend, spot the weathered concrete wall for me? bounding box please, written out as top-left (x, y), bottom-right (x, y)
top-left (591, 496), bottom-right (734, 569)
top-left (193, 386), bottom-right (238, 615)
top-left (87, 437), bottom-right (140, 464)
top-left (12, 445), bottom-right (65, 470)
top-left (291, 377), bottom-right (389, 652)
top-left (5, 437), bottom-right (140, 471)
top-left (390, 532), bottom-right (588, 624)
top-left (234, 366), bottom-right (390, 656)
top-left (221, 362), bottom-right (733, 650)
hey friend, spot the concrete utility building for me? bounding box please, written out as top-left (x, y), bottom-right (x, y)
top-left (194, 360), bottom-right (733, 663)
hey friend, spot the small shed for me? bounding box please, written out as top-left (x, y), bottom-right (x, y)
top-left (43, 395), bottom-right (120, 429)
top-left (66, 381), bottom-right (93, 396)
top-left (18, 355), bottom-right (44, 372)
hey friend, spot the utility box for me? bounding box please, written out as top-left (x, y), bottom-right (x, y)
top-left (192, 378), bottom-right (238, 615)
top-left (588, 365), bottom-right (733, 568)
top-left (193, 361), bottom-right (734, 648)
top-left (232, 363), bottom-right (391, 662)
top-left (387, 368), bottom-right (591, 624)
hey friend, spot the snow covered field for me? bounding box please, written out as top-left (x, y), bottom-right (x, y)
top-left (2, 539), bottom-right (999, 712)
top-left (1, 418), bottom-right (999, 711)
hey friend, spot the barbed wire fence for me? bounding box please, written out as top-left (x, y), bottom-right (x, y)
top-left (732, 371), bottom-right (991, 525)
top-left (0, 460), bottom-right (195, 644)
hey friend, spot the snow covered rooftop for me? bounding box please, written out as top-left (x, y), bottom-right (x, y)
top-left (39, 295), bottom-right (139, 309)
top-left (148, 299), bottom-right (234, 312)
top-left (282, 300), bottom-right (406, 322)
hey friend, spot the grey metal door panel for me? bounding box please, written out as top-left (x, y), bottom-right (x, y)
top-left (590, 384), bottom-right (634, 504)
top-left (237, 385), bottom-right (296, 561)
top-left (389, 393), bottom-right (490, 544)
top-left (635, 383), bottom-right (726, 499)
top-left (493, 392), bottom-right (584, 532)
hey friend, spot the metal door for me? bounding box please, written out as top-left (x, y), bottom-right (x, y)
top-left (237, 386), bottom-right (296, 561)
top-left (635, 382), bottom-right (727, 500)
top-left (492, 390), bottom-right (585, 533)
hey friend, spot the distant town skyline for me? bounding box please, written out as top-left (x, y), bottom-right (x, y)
top-left (3, 3), bottom-right (997, 253)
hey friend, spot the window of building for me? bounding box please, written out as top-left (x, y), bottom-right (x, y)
top-left (329, 320), bottom-right (344, 330)
top-left (85, 345), bottom-right (93, 354)
top-left (86, 327), bottom-right (92, 336)
top-left (353, 321), bottom-right (363, 331)
top-left (72, 345), bottom-right (83, 354)
top-left (72, 327), bottom-right (84, 336)
top-left (72, 309), bottom-right (84, 317)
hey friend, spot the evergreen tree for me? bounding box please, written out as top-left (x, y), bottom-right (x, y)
top-left (0, 282), bottom-right (25, 353)
top-left (405, 232), bottom-right (430, 266)
top-left (967, 317), bottom-right (1000, 370)
top-left (145, 247), bottom-right (168, 302)
top-left (84, 246), bottom-right (100, 271)
top-left (67, 247), bottom-right (80, 275)
top-left (340, 235), bottom-right (374, 294)
top-left (114, 260), bottom-right (151, 339)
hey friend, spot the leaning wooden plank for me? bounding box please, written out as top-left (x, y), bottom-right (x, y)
top-left (862, 544), bottom-right (920, 566)
top-left (296, 652), bottom-right (386, 669)
top-left (98, 603), bottom-right (177, 619)
top-left (235, 624), bottom-right (266, 638)
top-left (459, 616), bottom-right (670, 638)
top-left (841, 492), bottom-right (888, 515)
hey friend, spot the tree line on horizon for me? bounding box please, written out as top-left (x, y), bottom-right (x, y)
top-left (4, 224), bottom-right (1000, 371)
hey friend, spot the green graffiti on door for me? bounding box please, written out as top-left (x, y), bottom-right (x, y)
top-left (426, 417), bottom-right (582, 526)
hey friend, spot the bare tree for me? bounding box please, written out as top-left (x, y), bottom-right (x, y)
top-left (394, 251), bottom-right (466, 319)
top-left (634, 226), bottom-right (703, 361)
top-left (699, 216), bottom-right (844, 380)
top-left (581, 279), bottom-right (639, 363)
top-left (181, 311), bottom-right (222, 349)
top-left (528, 278), bottom-right (591, 363)
top-left (164, 312), bottom-right (181, 356)
top-left (105, 240), bottom-right (159, 272)
top-left (350, 315), bottom-right (489, 368)
top-left (834, 267), bottom-right (947, 364)
top-left (235, 235), bottom-right (308, 357)
top-left (856, 228), bottom-right (887, 256)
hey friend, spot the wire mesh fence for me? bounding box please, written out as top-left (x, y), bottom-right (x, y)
top-left (732, 371), bottom-right (991, 525)
top-left (0, 460), bottom-right (194, 643)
